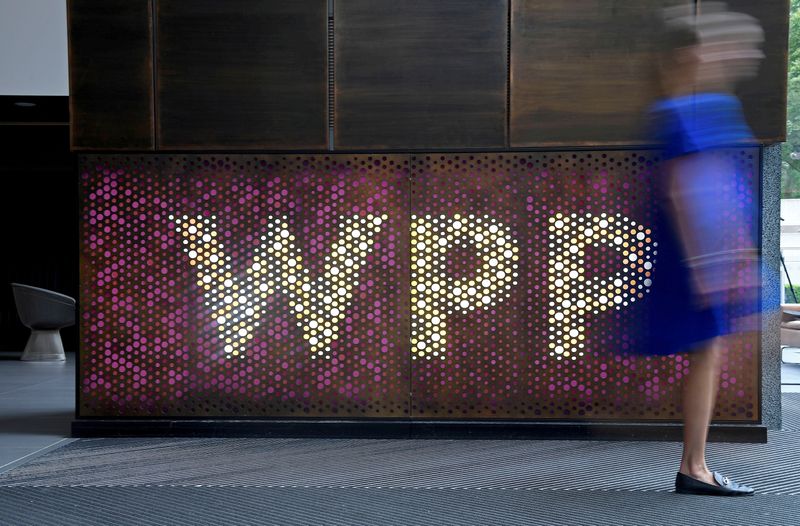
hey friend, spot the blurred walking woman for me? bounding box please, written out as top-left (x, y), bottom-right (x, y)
top-left (645, 3), bottom-right (766, 496)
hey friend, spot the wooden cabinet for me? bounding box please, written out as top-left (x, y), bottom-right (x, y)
top-left (720, 0), bottom-right (789, 142)
top-left (67, 1), bottom-right (787, 150)
top-left (510, 0), bottom-right (666, 147)
top-left (68, 0), bottom-right (154, 150)
top-left (156, 0), bottom-right (328, 150)
top-left (334, 0), bottom-right (508, 150)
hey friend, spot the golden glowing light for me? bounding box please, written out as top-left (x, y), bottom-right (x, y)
top-left (410, 214), bottom-right (520, 361)
top-left (547, 212), bottom-right (657, 361)
top-left (172, 214), bottom-right (386, 360)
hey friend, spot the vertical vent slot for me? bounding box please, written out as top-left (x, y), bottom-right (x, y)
top-left (506, 0), bottom-right (511, 148)
top-left (328, 11), bottom-right (335, 150)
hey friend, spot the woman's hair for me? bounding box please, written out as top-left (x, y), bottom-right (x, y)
top-left (661, 2), bottom-right (764, 55)
top-left (650, 7), bottom-right (700, 98)
top-left (658, 20), bottom-right (699, 55)
top-left (654, 2), bottom-right (764, 93)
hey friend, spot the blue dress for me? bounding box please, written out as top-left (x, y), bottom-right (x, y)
top-left (638, 93), bottom-right (760, 356)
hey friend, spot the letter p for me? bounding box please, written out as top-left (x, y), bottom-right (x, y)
top-left (547, 212), bottom-right (657, 361)
top-left (411, 214), bottom-right (520, 360)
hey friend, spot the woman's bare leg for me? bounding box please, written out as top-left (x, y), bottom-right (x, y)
top-left (679, 336), bottom-right (724, 484)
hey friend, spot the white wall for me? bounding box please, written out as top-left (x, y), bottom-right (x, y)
top-left (0, 0), bottom-right (68, 96)
top-left (781, 199), bottom-right (800, 303)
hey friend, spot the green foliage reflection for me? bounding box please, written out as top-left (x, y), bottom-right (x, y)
top-left (782, 0), bottom-right (800, 197)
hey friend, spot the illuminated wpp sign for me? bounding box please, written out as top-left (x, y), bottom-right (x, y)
top-left (172, 212), bottom-right (655, 362)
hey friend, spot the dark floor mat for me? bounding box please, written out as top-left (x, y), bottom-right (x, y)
top-left (0, 486), bottom-right (797, 526)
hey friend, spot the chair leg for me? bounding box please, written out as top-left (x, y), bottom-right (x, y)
top-left (21, 329), bottom-right (66, 361)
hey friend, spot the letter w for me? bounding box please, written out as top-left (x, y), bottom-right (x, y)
top-left (171, 214), bottom-right (386, 359)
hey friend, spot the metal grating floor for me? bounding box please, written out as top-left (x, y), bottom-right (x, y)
top-left (0, 395), bottom-right (799, 525)
top-left (0, 487), bottom-right (797, 526)
top-left (1, 434), bottom-right (800, 494)
top-left (781, 393), bottom-right (800, 431)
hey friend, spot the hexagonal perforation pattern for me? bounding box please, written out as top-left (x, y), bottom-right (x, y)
top-left (80, 155), bottom-right (410, 417)
top-left (79, 150), bottom-right (760, 422)
top-left (409, 150), bottom-right (759, 420)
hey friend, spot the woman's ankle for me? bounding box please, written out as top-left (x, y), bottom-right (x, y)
top-left (679, 463), bottom-right (715, 483)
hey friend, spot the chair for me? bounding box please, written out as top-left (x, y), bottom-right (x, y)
top-left (781, 303), bottom-right (800, 347)
top-left (11, 283), bottom-right (75, 361)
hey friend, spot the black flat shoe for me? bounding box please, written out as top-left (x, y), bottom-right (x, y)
top-left (675, 472), bottom-right (754, 496)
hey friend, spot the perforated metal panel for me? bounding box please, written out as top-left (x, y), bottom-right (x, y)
top-left (79, 151), bottom-right (760, 421)
top-left (409, 151), bottom-right (760, 420)
top-left (79, 155), bottom-right (410, 417)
